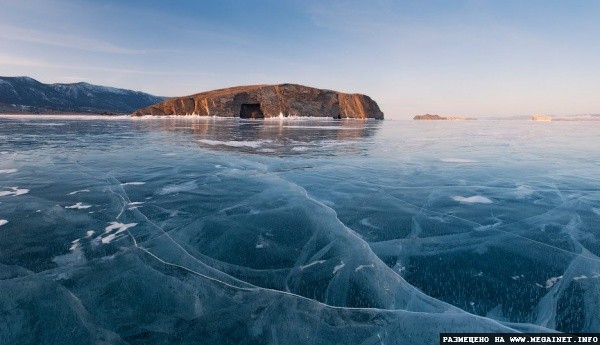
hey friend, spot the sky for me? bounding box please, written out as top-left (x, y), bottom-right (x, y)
top-left (1, 0), bottom-right (599, 119)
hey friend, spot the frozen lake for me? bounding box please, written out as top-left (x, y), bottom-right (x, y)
top-left (1, 116), bottom-right (600, 344)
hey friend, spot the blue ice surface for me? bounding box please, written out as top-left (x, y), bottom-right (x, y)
top-left (1, 115), bottom-right (599, 344)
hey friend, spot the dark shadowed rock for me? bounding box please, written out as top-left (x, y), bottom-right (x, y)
top-left (132, 84), bottom-right (384, 119)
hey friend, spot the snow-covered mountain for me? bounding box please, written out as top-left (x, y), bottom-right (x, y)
top-left (0, 76), bottom-right (165, 114)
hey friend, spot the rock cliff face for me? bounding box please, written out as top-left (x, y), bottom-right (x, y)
top-left (132, 84), bottom-right (384, 119)
top-left (531, 115), bottom-right (552, 122)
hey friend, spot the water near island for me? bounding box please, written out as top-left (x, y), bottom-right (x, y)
top-left (1, 115), bottom-right (600, 344)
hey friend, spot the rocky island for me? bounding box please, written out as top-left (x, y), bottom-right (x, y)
top-left (413, 114), bottom-right (470, 120)
top-left (531, 115), bottom-right (552, 121)
top-left (132, 84), bottom-right (384, 119)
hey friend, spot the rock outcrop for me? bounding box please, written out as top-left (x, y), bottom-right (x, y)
top-left (413, 114), bottom-right (469, 121)
top-left (531, 115), bottom-right (552, 122)
top-left (132, 84), bottom-right (384, 119)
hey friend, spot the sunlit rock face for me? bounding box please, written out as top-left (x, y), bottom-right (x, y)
top-left (132, 84), bottom-right (384, 119)
top-left (531, 115), bottom-right (553, 122)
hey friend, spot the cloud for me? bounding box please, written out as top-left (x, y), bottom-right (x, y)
top-left (0, 53), bottom-right (214, 78)
top-left (0, 23), bottom-right (145, 54)
top-left (0, 54), bottom-right (49, 67)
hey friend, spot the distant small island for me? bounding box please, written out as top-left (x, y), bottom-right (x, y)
top-left (531, 115), bottom-right (552, 122)
top-left (413, 114), bottom-right (475, 121)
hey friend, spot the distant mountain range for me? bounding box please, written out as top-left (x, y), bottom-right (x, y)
top-left (0, 76), bottom-right (165, 114)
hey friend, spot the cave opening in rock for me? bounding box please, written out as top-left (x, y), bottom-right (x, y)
top-left (239, 103), bottom-right (264, 119)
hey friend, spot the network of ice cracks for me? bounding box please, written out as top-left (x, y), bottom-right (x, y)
top-left (1, 117), bottom-right (600, 345)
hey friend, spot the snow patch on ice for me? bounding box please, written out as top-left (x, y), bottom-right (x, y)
top-left (69, 239), bottom-right (80, 251)
top-left (440, 158), bottom-right (478, 163)
top-left (475, 219), bottom-right (502, 231)
top-left (0, 219), bottom-right (8, 227)
top-left (158, 181), bottom-right (197, 195)
top-left (52, 239), bottom-right (85, 266)
top-left (65, 202), bottom-right (91, 209)
top-left (300, 260), bottom-right (326, 270)
top-left (544, 276), bottom-right (562, 288)
top-left (0, 187), bottom-right (29, 197)
top-left (0, 169), bottom-right (17, 174)
top-left (255, 235), bottom-right (269, 249)
top-left (67, 189), bottom-right (90, 195)
top-left (198, 139), bottom-right (272, 148)
top-left (121, 182), bottom-right (145, 186)
top-left (101, 222), bottom-right (137, 244)
top-left (86, 230), bottom-right (95, 238)
top-left (360, 218), bottom-right (379, 229)
top-left (333, 261), bottom-right (345, 274)
top-left (452, 195), bottom-right (493, 204)
top-left (127, 201), bottom-right (145, 210)
top-left (321, 199), bottom-right (335, 206)
top-left (355, 264), bottom-right (375, 272)
top-left (514, 183), bottom-right (534, 199)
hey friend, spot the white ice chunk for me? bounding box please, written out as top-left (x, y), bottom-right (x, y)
top-left (127, 201), bottom-right (145, 210)
top-left (333, 261), bottom-right (345, 274)
top-left (0, 219), bottom-right (8, 227)
top-left (67, 189), bottom-right (90, 195)
top-left (158, 181), bottom-right (197, 195)
top-left (0, 169), bottom-right (17, 174)
top-left (198, 139), bottom-right (272, 148)
top-left (65, 202), bottom-right (92, 209)
top-left (355, 264), bottom-right (375, 272)
top-left (514, 183), bottom-right (534, 199)
top-left (128, 202), bottom-right (145, 206)
top-left (255, 235), bottom-right (269, 249)
top-left (300, 260), bottom-right (326, 270)
top-left (121, 182), bottom-right (145, 186)
top-left (101, 234), bottom-right (117, 244)
top-left (440, 158), bottom-right (478, 163)
top-left (69, 239), bottom-right (80, 251)
top-left (544, 276), bottom-right (563, 288)
top-left (104, 222), bottom-right (137, 234)
top-left (360, 218), bottom-right (379, 229)
top-left (452, 195), bottom-right (493, 204)
top-left (52, 250), bottom-right (85, 266)
top-left (0, 187), bottom-right (29, 197)
top-left (101, 222), bottom-right (137, 244)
